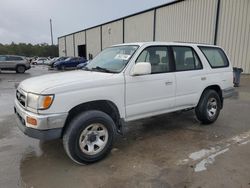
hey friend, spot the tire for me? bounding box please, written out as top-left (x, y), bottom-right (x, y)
top-left (57, 65), bottom-right (65, 71)
top-left (16, 65), bottom-right (26, 73)
top-left (63, 110), bottom-right (115, 164)
top-left (195, 89), bottom-right (221, 124)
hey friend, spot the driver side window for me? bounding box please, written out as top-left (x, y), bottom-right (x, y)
top-left (136, 46), bottom-right (170, 74)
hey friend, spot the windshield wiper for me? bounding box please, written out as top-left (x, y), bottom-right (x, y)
top-left (91, 66), bottom-right (115, 73)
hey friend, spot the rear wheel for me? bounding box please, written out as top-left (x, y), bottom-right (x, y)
top-left (195, 89), bottom-right (221, 124)
top-left (63, 110), bottom-right (115, 164)
top-left (16, 65), bottom-right (26, 73)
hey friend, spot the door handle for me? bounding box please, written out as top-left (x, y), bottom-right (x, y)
top-left (165, 81), bottom-right (173, 86)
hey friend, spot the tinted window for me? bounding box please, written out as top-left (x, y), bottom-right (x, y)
top-left (0, 56), bottom-right (6, 61)
top-left (8, 56), bottom-right (23, 61)
top-left (136, 46), bottom-right (170, 74)
top-left (199, 46), bottom-right (229, 68)
top-left (172, 46), bottom-right (202, 71)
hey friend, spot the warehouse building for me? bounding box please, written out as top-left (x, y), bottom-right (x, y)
top-left (58, 0), bottom-right (250, 73)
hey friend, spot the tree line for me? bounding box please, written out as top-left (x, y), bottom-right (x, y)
top-left (0, 42), bottom-right (58, 57)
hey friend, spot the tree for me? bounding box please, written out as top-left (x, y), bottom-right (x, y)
top-left (0, 43), bottom-right (59, 57)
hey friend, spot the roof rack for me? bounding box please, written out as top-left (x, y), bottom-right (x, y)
top-left (173, 41), bottom-right (212, 45)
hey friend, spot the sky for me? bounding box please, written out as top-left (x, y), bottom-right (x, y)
top-left (0, 0), bottom-right (172, 45)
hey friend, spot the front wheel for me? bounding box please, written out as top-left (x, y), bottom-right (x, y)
top-left (16, 65), bottom-right (26, 73)
top-left (195, 89), bottom-right (221, 124)
top-left (63, 110), bottom-right (115, 164)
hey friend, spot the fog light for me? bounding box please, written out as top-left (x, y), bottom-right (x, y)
top-left (26, 116), bottom-right (37, 126)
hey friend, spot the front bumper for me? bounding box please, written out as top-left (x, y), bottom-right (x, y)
top-left (25, 64), bottom-right (31, 70)
top-left (222, 87), bottom-right (237, 99)
top-left (14, 99), bottom-right (68, 140)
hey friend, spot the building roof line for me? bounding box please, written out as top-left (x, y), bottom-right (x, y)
top-left (58, 0), bottom-right (184, 39)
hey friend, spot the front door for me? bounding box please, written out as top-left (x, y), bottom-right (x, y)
top-left (125, 46), bottom-right (176, 121)
top-left (0, 55), bottom-right (7, 69)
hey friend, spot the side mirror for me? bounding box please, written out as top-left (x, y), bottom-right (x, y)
top-left (132, 62), bottom-right (151, 76)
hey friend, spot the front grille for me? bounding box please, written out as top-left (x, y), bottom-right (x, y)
top-left (15, 109), bottom-right (25, 125)
top-left (16, 89), bottom-right (26, 108)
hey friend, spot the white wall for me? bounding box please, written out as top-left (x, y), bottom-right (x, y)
top-left (102, 20), bottom-right (123, 49)
top-left (124, 11), bottom-right (154, 42)
top-left (156, 0), bottom-right (217, 44)
top-left (217, 0), bottom-right (250, 73)
top-left (58, 37), bottom-right (66, 57)
top-left (65, 35), bottom-right (74, 57)
top-left (86, 27), bottom-right (101, 58)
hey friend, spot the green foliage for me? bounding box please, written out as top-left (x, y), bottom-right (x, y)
top-left (0, 42), bottom-right (58, 57)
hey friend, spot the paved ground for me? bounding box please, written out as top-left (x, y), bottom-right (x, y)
top-left (0, 66), bottom-right (250, 188)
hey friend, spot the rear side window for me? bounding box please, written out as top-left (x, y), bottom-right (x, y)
top-left (172, 46), bottom-right (202, 71)
top-left (199, 46), bottom-right (229, 68)
top-left (8, 56), bottom-right (23, 61)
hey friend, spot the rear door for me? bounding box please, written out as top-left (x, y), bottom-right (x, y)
top-left (171, 46), bottom-right (206, 108)
top-left (7, 56), bottom-right (22, 68)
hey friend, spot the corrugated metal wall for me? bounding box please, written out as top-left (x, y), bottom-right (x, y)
top-left (86, 27), bottom-right (101, 58)
top-left (217, 0), bottom-right (250, 73)
top-left (156, 0), bottom-right (217, 44)
top-left (102, 20), bottom-right (123, 49)
top-left (58, 37), bottom-right (66, 57)
top-left (124, 11), bottom-right (154, 42)
top-left (65, 35), bottom-right (74, 57)
top-left (59, 0), bottom-right (250, 73)
top-left (74, 31), bottom-right (86, 57)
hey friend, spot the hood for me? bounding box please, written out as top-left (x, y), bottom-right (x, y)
top-left (19, 70), bottom-right (115, 94)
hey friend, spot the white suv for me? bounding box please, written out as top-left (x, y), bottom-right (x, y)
top-left (14, 42), bottom-right (234, 164)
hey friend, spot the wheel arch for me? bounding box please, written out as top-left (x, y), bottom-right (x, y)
top-left (15, 63), bottom-right (26, 69)
top-left (62, 100), bottom-right (123, 136)
top-left (199, 85), bottom-right (223, 108)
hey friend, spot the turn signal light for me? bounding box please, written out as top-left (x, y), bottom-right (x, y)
top-left (26, 116), bottom-right (37, 126)
top-left (43, 96), bottom-right (53, 109)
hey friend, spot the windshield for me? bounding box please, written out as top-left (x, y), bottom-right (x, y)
top-left (64, 57), bottom-right (71, 61)
top-left (85, 45), bottom-right (138, 73)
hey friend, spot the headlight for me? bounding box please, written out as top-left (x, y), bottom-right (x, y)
top-left (27, 93), bottom-right (39, 109)
top-left (27, 93), bottom-right (54, 110)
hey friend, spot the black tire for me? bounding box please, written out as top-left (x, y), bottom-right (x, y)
top-left (63, 110), bottom-right (115, 164)
top-left (57, 65), bottom-right (65, 71)
top-left (16, 65), bottom-right (26, 73)
top-left (195, 89), bottom-right (221, 124)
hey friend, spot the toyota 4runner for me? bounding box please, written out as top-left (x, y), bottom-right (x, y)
top-left (14, 42), bottom-right (235, 164)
